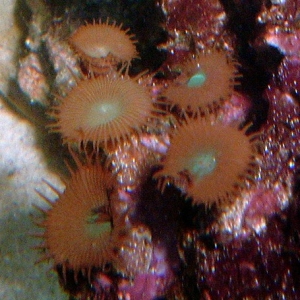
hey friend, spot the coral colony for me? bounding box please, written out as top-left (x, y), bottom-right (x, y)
top-left (22, 0), bottom-right (300, 299)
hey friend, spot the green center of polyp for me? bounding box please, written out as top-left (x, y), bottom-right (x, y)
top-left (187, 71), bottom-right (206, 87)
top-left (87, 99), bottom-right (122, 127)
top-left (188, 151), bottom-right (217, 180)
top-left (85, 211), bottom-right (111, 239)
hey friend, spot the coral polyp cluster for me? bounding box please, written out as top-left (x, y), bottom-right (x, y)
top-left (164, 51), bottom-right (239, 116)
top-left (19, 0), bottom-right (300, 298)
top-left (36, 154), bottom-right (114, 277)
top-left (36, 8), bottom-right (259, 297)
top-left (69, 20), bottom-right (138, 73)
top-left (154, 119), bottom-right (257, 206)
top-left (48, 18), bottom-right (161, 151)
top-left (49, 73), bottom-right (158, 149)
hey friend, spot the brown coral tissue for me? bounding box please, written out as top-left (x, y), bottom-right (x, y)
top-left (164, 51), bottom-right (239, 116)
top-left (36, 155), bottom-right (114, 279)
top-left (155, 118), bottom-right (258, 207)
top-left (48, 73), bottom-right (158, 150)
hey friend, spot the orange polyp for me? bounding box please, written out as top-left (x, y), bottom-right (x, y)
top-left (69, 20), bottom-right (139, 73)
top-left (49, 73), bottom-right (158, 151)
top-left (164, 51), bottom-right (240, 116)
top-left (36, 158), bottom-right (114, 275)
top-left (154, 118), bottom-right (257, 207)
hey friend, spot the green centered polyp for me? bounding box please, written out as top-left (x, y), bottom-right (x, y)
top-left (187, 71), bottom-right (206, 88)
top-left (188, 151), bottom-right (217, 180)
top-left (85, 212), bottom-right (111, 238)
